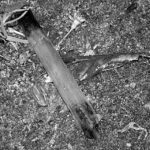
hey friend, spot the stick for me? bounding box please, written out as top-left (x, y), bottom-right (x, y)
top-left (17, 9), bottom-right (99, 139)
top-left (63, 53), bottom-right (147, 81)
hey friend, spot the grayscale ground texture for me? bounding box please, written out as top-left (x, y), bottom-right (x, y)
top-left (0, 0), bottom-right (150, 149)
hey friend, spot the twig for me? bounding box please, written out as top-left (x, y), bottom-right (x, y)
top-left (62, 53), bottom-right (150, 81)
top-left (117, 122), bottom-right (148, 140)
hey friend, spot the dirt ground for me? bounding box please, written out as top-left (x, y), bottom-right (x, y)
top-left (1, 0), bottom-right (150, 149)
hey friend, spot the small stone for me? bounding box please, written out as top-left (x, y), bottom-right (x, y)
top-left (130, 82), bottom-right (136, 88)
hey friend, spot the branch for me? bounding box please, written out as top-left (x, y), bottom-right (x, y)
top-left (17, 9), bottom-right (99, 139)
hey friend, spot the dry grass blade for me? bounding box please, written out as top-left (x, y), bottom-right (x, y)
top-left (31, 84), bottom-right (48, 107)
top-left (4, 9), bottom-right (29, 26)
top-left (0, 7), bottom-right (30, 45)
top-left (56, 11), bottom-right (85, 50)
top-left (6, 36), bottom-right (28, 43)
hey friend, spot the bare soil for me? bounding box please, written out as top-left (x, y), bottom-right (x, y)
top-left (0, 0), bottom-right (150, 149)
